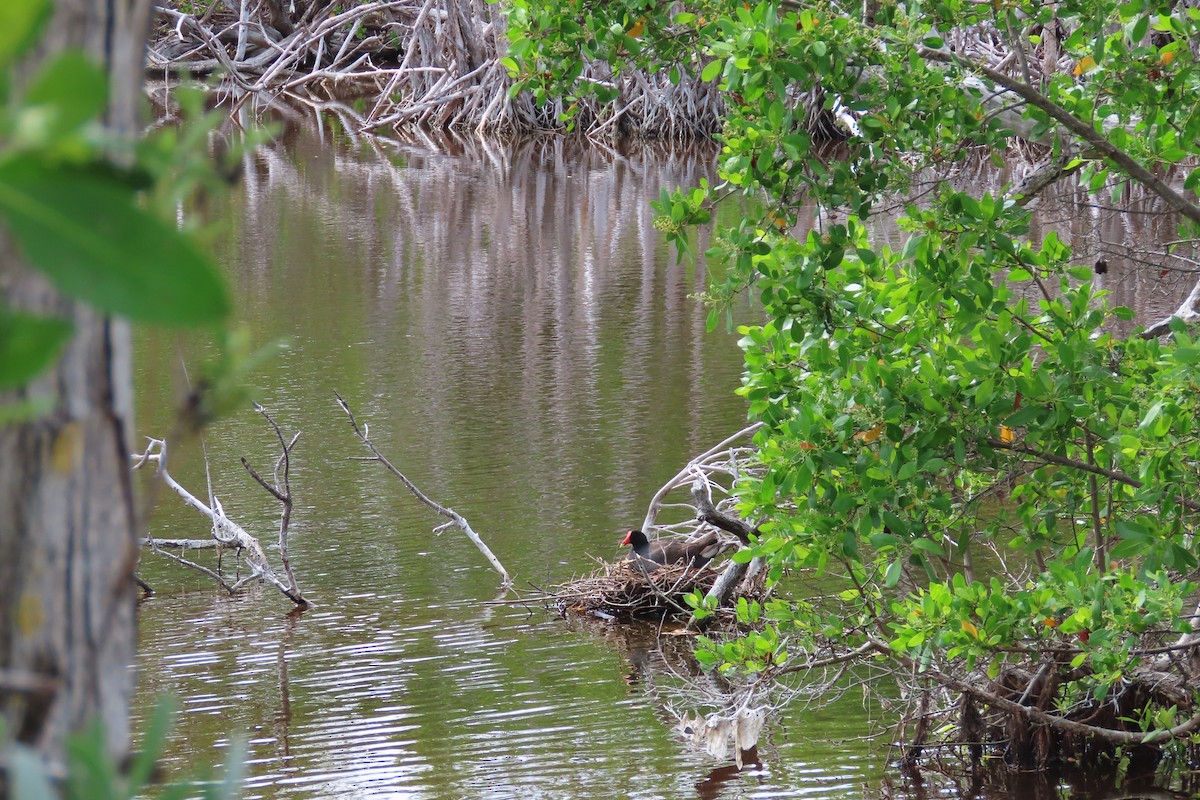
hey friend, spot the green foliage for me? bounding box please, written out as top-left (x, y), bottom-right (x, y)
top-left (0, 311), bottom-right (72, 389)
top-left (0, 5), bottom-right (230, 407)
top-left (3, 699), bottom-right (244, 800)
top-left (0, 160), bottom-right (226, 325)
top-left (0, 0), bottom-right (53, 71)
top-left (518, 0), bottom-right (1200, 738)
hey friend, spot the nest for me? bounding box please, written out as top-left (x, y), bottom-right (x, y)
top-left (552, 559), bottom-right (721, 621)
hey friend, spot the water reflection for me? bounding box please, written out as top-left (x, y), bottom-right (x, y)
top-left (133, 117), bottom-right (1195, 798)
top-left (913, 155), bottom-right (1198, 331)
top-left (138, 123), bottom-right (867, 799)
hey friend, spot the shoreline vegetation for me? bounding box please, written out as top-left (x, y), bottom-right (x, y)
top-left (149, 0), bottom-right (728, 139)
top-left (149, 0), bottom-right (1200, 789)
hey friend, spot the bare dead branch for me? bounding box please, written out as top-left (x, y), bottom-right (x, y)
top-left (334, 390), bottom-right (511, 586)
top-left (639, 422), bottom-right (763, 534)
top-left (242, 403), bottom-right (306, 602)
top-left (138, 537), bottom-right (224, 549)
top-left (131, 432), bottom-right (310, 607)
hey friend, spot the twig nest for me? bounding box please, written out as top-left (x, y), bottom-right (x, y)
top-left (553, 559), bottom-right (719, 621)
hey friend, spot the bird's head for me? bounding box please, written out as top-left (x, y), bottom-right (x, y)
top-left (621, 529), bottom-right (646, 547)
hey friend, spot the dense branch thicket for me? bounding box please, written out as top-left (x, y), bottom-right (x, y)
top-left (151, 0), bottom-right (724, 138)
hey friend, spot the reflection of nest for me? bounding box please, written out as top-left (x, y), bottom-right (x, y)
top-left (552, 560), bottom-right (721, 621)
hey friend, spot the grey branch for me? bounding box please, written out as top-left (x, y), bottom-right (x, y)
top-left (335, 391), bottom-right (511, 586)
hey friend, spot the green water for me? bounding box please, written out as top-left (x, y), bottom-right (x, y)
top-left (131, 126), bottom-right (889, 799)
top-left (130, 120), bottom-right (1200, 799)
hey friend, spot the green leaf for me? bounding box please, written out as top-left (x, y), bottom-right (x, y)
top-left (1130, 14), bottom-right (1149, 43)
top-left (0, 0), bottom-right (51, 67)
top-left (18, 51), bottom-right (107, 146)
top-left (0, 160), bottom-right (229, 326)
top-left (884, 559), bottom-right (903, 588)
top-left (1174, 346), bottom-right (1200, 365)
top-left (1185, 167), bottom-right (1200, 192)
top-left (701, 59), bottom-right (723, 82)
top-left (127, 697), bottom-right (177, 791)
top-left (1138, 401), bottom-right (1164, 430)
top-left (208, 736), bottom-right (247, 800)
top-left (66, 722), bottom-right (119, 800)
top-left (913, 538), bottom-right (944, 556)
top-left (0, 311), bottom-right (72, 389)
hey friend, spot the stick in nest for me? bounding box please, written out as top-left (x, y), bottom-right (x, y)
top-left (553, 560), bottom-right (720, 620)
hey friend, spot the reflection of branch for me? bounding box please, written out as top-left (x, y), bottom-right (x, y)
top-left (335, 391), bottom-right (511, 585)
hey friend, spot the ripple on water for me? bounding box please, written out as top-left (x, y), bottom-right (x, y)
top-left (132, 131), bottom-right (890, 799)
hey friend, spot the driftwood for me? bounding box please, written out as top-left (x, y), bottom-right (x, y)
top-left (334, 391), bottom-right (511, 585)
top-left (130, 404), bottom-right (309, 607)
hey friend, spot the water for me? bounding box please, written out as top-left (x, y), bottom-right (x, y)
top-left (132, 122), bottom-right (1198, 798)
top-left (132, 125), bottom-right (887, 799)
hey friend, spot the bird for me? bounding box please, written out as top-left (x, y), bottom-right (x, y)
top-left (621, 529), bottom-right (721, 569)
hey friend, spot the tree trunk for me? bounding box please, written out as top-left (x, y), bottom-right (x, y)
top-left (0, 0), bottom-right (154, 767)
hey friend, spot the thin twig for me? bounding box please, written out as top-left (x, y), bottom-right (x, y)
top-left (335, 391), bottom-right (511, 585)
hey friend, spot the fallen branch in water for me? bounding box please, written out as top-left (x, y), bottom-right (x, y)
top-left (334, 391), bottom-right (511, 586)
top-left (241, 403), bottom-right (307, 603)
top-left (130, 406), bottom-right (310, 608)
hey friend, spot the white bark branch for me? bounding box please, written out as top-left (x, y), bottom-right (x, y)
top-left (639, 422), bottom-right (763, 535)
top-left (334, 391), bottom-right (511, 586)
top-left (131, 436), bottom-right (310, 606)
